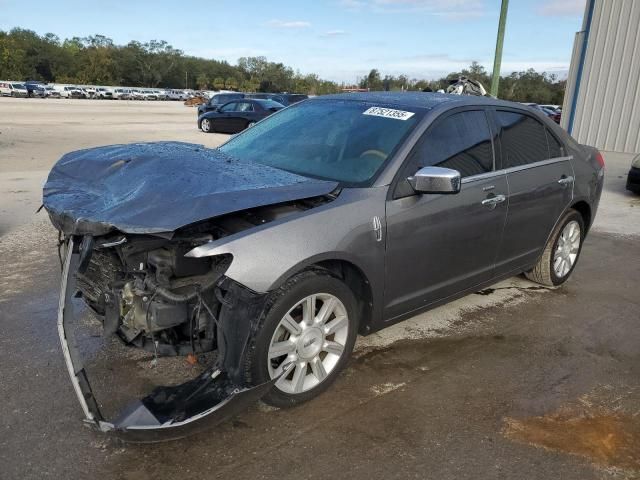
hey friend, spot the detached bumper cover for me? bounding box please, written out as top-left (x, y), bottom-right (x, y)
top-left (58, 237), bottom-right (275, 442)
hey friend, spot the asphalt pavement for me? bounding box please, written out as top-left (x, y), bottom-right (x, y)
top-left (0, 102), bottom-right (638, 479)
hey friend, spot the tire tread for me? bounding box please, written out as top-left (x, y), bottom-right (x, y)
top-left (525, 208), bottom-right (583, 287)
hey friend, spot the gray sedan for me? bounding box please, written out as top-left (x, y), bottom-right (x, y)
top-left (43, 92), bottom-right (604, 440)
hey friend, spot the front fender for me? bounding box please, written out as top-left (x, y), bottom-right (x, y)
top-left (187, 187), bottom-right (388, 321)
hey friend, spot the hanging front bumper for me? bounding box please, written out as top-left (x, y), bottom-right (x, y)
top-left (57, 237), bottom-right (275, 443)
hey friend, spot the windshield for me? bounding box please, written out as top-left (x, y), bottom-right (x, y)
top-left (219, 99), bottom-right (423, 186)
top-left (13, 83), bottom-right (26, 89)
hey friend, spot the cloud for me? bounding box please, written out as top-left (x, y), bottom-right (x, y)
top-left (320, 30), bottom-right (349, 38)
top-left (339, 0), bottom-right (485, 18)
top-left (266, 19), bottom-right (311, 29)
top-left (537, 0), bottom-right (586, 17)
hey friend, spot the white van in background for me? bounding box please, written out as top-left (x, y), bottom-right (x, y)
top-left (95, 87), bottom-right (115, 99)
top-left (0, 82), bottom-right (29, 97)
top-left (114, 88), bottom-right (132, 100)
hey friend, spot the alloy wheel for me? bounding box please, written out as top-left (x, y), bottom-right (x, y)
top-left (553, 220), bottom-right (581, 278)
top-left (267, 293), bottom-right (349, 394)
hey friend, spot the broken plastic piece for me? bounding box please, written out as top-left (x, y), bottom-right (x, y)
top-left (58, 237), bottom-right (276, 443)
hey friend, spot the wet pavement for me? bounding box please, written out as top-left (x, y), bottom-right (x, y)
top-left (0, 99), bottom-right (639, 479)
top-left (1, 224), bottom-right (639, 479)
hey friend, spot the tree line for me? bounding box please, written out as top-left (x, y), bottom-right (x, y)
top-left (358, 63), bottom-right (566, 105)
top-left (1, 28), bottom-right (565, 103)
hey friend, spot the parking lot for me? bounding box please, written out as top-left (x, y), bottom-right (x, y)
top-left (1, 97), bottom-right (639, 479)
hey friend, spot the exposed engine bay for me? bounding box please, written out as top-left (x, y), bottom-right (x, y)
top-left (75, 198), bottom-right (332, 357)
top-left (53, 195), bottom-right (336, 442)
top-left (78, 236), bottom-right (225, 356)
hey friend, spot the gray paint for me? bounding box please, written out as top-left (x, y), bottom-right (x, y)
top-left (187, 93), bottom-right (603, 328)
top-left (42, 141), bottom-right (338, 236)
top-left (188, 187), bottom-right (388, 323)
top-left (562, 0), bottom-right (640, 153)
top-left (43, 92), bottom-right (606, 439)
top-left (384, 172), bottom-right (508, 319)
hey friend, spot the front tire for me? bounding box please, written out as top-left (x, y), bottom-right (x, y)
top-left (245, 270), bottom-right (359, 408)
top-left (525, 209), bottom-right (585, 286)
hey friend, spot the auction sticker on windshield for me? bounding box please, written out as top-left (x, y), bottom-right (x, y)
top-left (363, 106), bottom-right (415, 121)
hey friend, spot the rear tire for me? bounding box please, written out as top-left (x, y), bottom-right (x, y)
top-left (525, 209), bottom-right (585, 286)
top-left (244, 270), bottom-right (359, 408)
top-left (200, 118), bottom-right (213, 133)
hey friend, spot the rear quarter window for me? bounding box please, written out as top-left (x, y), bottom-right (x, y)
top-left (546, 129), bottom-right (565, 158)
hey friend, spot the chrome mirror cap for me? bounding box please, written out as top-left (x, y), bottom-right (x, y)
top-left (408, 166), bottom-right (461, 194)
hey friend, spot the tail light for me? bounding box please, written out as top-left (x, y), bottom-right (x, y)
top-left (595, 151), bottom-right (605, 169)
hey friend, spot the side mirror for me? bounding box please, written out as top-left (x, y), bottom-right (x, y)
top-left (408, 166), bottom-right (461, 194)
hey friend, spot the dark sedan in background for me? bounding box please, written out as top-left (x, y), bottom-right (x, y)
top-left (523, 103), bottom-right (562, 124)
top-left (196, 92), bottom-right (246, 116)
top-left (246, 92), bottom-right (308, 106)
top-left (198, 98), bottom-right (284, 133)
top-left (627, 154), bottom-right (640, 194)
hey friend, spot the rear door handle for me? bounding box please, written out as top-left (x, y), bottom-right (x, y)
top-left (558, 176), bottom-right (574, 187)
top-left (481, 194), bottom-right (506, 209)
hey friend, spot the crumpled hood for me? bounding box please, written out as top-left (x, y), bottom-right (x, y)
top-left (43, 141), bottom-right (338, 237)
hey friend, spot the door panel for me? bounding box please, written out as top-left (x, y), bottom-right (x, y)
top-left (496, 160), bottom-right (573, 273)
top-left (227, 102), bottom-right (253, 132)
top-left (215, 103), bottom-right (238, 132)
top-left (384, 108), bottom-right (505, 320)
top-left (491, 109), bottom-right (574, 274)
top-left (384, 174), bottom-right (508, 320)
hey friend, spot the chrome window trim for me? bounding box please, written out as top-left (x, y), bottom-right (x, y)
top-left (462, 156), bottom-right (572, 184)
top-left (461, 170), bottom-right (505, 184)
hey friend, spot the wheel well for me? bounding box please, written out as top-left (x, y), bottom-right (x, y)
top-left (571, 201), bottom-right (592, 231)
top-left (312, 260), bottom-right (373, 335)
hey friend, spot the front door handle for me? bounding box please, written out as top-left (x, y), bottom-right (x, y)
top-left (481, 194), bottom-right (506, 209)
top-left (558, 176), bottom-right (574, 187)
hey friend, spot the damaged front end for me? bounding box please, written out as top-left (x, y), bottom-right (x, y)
top-left (58, 233), bottom-right (275, 442)
top-left (45, 142), bottom-right (340, 441)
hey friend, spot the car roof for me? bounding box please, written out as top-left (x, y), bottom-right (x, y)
top-left (317, 91), bottom-right (524, 111)
top-left (252, 98), bottom-right (282, 104)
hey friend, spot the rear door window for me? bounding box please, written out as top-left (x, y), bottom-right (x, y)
top-left (236, 102), bottom-right (254, 112)
top-left (495, 111), bottom-right (550, 168)
top-left (405, 110), bottom-right (495, 178)
top-left (219, 102), bottom-right (238, 112)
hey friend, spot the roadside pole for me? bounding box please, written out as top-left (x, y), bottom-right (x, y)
top-left (490, 0), bottom-right (509, 97)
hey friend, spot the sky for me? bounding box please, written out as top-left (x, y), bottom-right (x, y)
top-left (0, 0), bottom-right (587, 83)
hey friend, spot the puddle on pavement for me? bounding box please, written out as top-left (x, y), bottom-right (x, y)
top-left (475, 285), bottom-right (550, 296)
top-left (504, 407), bottom-right (640, 471)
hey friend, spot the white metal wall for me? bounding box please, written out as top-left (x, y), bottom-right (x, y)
top-left (562, 0), bottom-right (640, 154)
